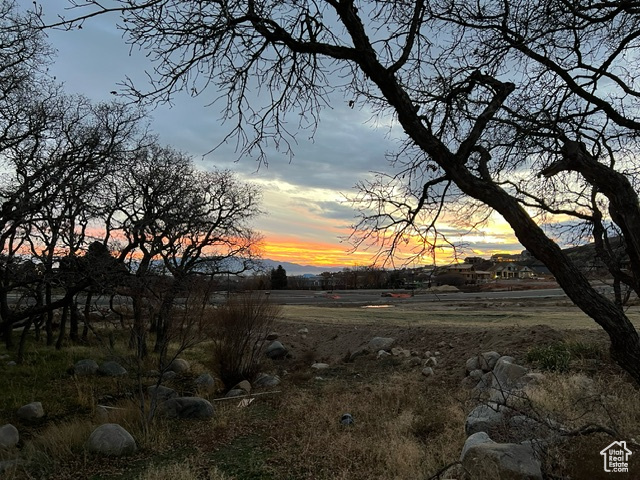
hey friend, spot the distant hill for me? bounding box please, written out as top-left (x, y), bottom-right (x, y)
top-left (259, 259), bottom-right (344, 276)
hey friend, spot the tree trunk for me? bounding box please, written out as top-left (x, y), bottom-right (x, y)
top-left (56, 304), bottom-right (69, 350)
top-left (153, 287), bottom-right (177, 355)
top-left (17, 317), bottom-right (33, 364)
top-left (69, 300), bottom-right (80, 343)
top-left (45, 283), bottom-right (54, 346)
top-left (82, 291), bottom-right (92, 341)
top-left (130, 295), bottom-right (148, 359)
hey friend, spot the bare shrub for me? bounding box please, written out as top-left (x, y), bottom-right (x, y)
top-left (209, 292), bottom-right (281, 388)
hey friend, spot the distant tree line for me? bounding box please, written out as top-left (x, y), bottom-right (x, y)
top-left (0, 1), bottom-right (262, 361)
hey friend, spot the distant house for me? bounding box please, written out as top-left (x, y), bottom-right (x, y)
top-left (490, 263), bottom-right (535, 279)
top-left (443, 263), bottom-right (477, 284)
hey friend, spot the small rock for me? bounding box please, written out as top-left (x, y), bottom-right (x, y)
top-left (297, 327), bottom-right (309, 334)
top-left (265, 341), bottom-right (288, 359)
top-left (391, 347), bottom-right (411, 357)
top-left (194, 373), bottom-right (217, 389)
top-left (266, 332), bottom-right (279, 341)
top-left (232, 380), bottom-right (251, 393)
top-left (408, 356), bottom-right (422, 367)
top-left (74, 359), bottom-right (99, 376)
top-left (86, 424), bottom-right (137, 456)
top-left (377, 350), bottom-right (391, 359)
top-left (17, 402), bottom-right (44, 421)
top-left (368, 337), bottom-right (395, 351)
top-left (225, 388), bottom-right (246, 398)
top-left (349, 347), bottom-right (369, 362)
top-left (424, 356), bottom-right (438, 367)
top-left (311, 363), bottom-right (330, 370)
top-left (424, 351), bottom-right (432, 358)
top-left (161, 397), bottom-right (214, 419)
top-left (253, 374), bottom-right (281, 388)
top-left (437, 341), bottom-right (446, 348)
top-left (167, 358), bottom-right (190, 374)
top-left (162, 370), bottom-right (177, 381)
top-left (421, 367), bottom-right (435, 377)
top-left (98, 361), bottom-right (127, 377)
top-left (314, 376), bottom-right (325, 381)
top-left (434, 351), bottom-right (441, 356)
top-left (6, 361), bottom-right (16, 366)
top-left (0, 424), bottom-right (19, 449)
top-left (340, 413), bottom-right (354, 425)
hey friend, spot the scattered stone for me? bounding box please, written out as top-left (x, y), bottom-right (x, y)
top-left (253, 374), bottom-right (281, 388)
top-left (461, 440), bottom-right (542, 480)
top-left (340, 413), bottom-right (354, 426)
top-left (86, 424), bottom-right (137, 456)
top-left (421, 367), bottom-right (435, 377)
top-left (74, 359), bottom-right (99, 376)
top-left (424, 356), bottom-right (438, 367)
top-left (349, 347), bottom-right (369, 362)
top-left (17, 402), bottom-right (44, 421)
top-left (232, 380), bottom-right (251, 393)
top-left (98, 361), bottom-right (127, 377)
top-left (147, 385), bottom-right (177, 403)
top-left (434, 351), bottom-right (441, 356)
top-left (424, 351), bottom-right (432, 358)
top-left (314, 376), bottom-right (325, 381)
top-left (391, 347), bottom-right (411, 357)
top-left (194, 373), bottom-right (217, 389)
top-left (408, 356), bottom-right (422, 367)
top-left (0, 424), bottom-right (19, 449)
top-left (410, 350), bottom-right (420, 357)
top-left (368, 337), bottom-right (395, 351)
top-left (311, 363), bottom-right (330, 370)
top-left (162, 371), bottom-right (177, 381)
top-left (376, 350), bottom-right (391, 359)
top-left (297, 327), bottom-right (309, 334)
top-left (6, 361), bottom-right (16, 366)
top-left (437, 341), bottom-right (446, 348)
top-left (266, 332), bottom-right (279, 341)
top-left (167, 358), bottom-right (190, 374)
top-left (265, 341), bottom-right (288, 359)
top-left (161, 397), bottom-right (214, 419)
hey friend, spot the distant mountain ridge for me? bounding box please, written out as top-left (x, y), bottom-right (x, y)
top-left (259, 259), bottom-right (344, 276)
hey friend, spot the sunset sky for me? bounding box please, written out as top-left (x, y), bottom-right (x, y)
top-left (37, 3), bottom-right (524, 269)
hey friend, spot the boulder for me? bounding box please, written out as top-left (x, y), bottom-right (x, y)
top-left (480, 352), bottom-right (501, 371)
top-left (98, 361), bottom-right (127, 377)
top-left (86, 424), bottom-right (137, 456)
top-left (194, 373), bottom-right (217, 389)
top-left (0, 424), bottom-right (19, 449)
top-left (0, 459), bottom-right (22, 474)
top-left (162, 370), bottom-right (177, 381)
top-left (161, 397), bottom-right (214, 419)
top-left (253, 374), bottom-right (281, 388)
top-left (265, 341), bottom-right (288, 359)
top-left (461, 441), bottom-right (542, 480)
top-left (17, 402), bottom-right (44, 421)
top-left (466, 355), bottom-right (481, 374)
top-left (147, 385), bottom-right (177, 403)
top-left (74, 359), bottom-right (99, 376)
top-left (465, 403), bottom-right (509, 436)
top-left (460, 431), bottom-right (495, 461)
top-left (368, 337), bottom-right (395, 351)
top-left (167, 358), bottom-right (190, 374)
top-left (492, 356), bottom-right (528, 390)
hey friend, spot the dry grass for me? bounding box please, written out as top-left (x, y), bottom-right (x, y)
top-left (138, 460), bottom-right (231, 480)
top-left (265, 372), bottom-right (466, 479)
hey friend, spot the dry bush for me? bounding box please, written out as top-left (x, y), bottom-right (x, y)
top-left (266, 372), bottom-right (466, 479)
top-left (22, 418), bottom-right (94, 463)
top-left (208, 292), bottom-right (281, 387)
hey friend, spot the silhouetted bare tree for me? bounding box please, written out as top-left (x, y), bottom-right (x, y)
top-left (49, 1), bottom-right (640, 382)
